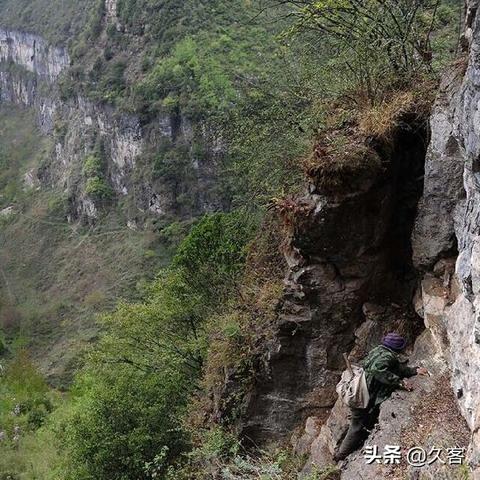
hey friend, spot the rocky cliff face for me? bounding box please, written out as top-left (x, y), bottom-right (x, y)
top-left (411, 0), bottom-right (480, 474)
top-left (0, 29), bottom-right (68, 132)
top-left (241, 2), bottom-right (480, 478)
top-left (0, 13), bottom-right (225, 224)
top-left (0, 28), bottom-right (69, 81)
top-left (241, 107), bottom-right (428, 446)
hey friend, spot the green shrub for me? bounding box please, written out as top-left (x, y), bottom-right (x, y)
top-left (85, 177), bottom-right (114, 200)
top-left (46, 193), bottom-right (69, 218)
top-left (0, 351), bottom-right (53, 457)
top-left (26, 398), bottom-right (53, 429)
top-left (83, 0), bottom-right (105, 42)
top-left (52, 210), bottom-right (258, 478)
top-left (83, 155), bottom-right (103, 177)
top-left (166, 440), bottom-right (308, 480)
top-left (58, 368), bottom-right (189, 480)
top-left (158, 219), bottom-right (196, 249)
top-left (172, 210), bottom-right (258, 302)
top-left (134, 21), bottom-right (274, 118)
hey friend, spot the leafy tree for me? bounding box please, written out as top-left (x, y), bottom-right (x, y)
top-left (273, 0), bottom-right (459, 100)
top-left (83, 155), bottom-right (103, 177)
top-left (85, 176), bottom-right (114, 200)
top-left (285, 1), bottom-right (437, 66)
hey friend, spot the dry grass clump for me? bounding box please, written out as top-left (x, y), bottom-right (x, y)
top-left (269, 195), bottom-right (312, 229)
top-left (304, 131), bottom-right (383, 196)
top-left (303, 83), bottom-right (435, 196)
top-left (358, 91), bottom-right (417, 139)
top-left (357, 87), bottom-right (433, 140)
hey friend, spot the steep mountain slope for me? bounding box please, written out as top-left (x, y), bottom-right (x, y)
top-left (0, 0), bottom-right (97, 44)
top-left (0, 1), bottom-right (472, 479)
top-left (0, 0), bottom-right (286, 382)
top-left (0, 103), bottom-right (170, 383)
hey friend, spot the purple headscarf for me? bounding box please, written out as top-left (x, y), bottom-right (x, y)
top-left (382, 332), bottom-right (406, 351)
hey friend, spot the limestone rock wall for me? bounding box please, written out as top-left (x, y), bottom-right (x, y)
top-left (412, 1), bottom-right (480, 474)
top-left (0, 22), bottom-right (225, 223)
top-left (0, 28), bottom-right (70, 81)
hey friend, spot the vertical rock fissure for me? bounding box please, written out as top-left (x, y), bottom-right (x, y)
top-left (377, 119), bottom-right (429, 301)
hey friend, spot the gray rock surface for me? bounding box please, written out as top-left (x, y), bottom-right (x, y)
top-left (411, 67), bottom-right (465, 270)
top-left (337, 265), bottom-right (472, 479)
top-left (241, 184), bottom-right (396, 443)
top-left (412, 2), bottom-right (480, 475)
top-left (0, 28), bottom-right (70, 81)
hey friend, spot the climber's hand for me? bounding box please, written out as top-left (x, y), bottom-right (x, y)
top-left (402, 379), bottom-right (414, 391)
top-left (416, 367), bottom-right (429, 376)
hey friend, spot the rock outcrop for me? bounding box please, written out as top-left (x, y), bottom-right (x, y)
top-left (241, 113), bottom-right (428, 443)
top-left (0, 28), bottom-right (69, 81)
top-left (412, 0), bottom-right (480, 474)
top-left (411, 67), bottom-right (465, 270)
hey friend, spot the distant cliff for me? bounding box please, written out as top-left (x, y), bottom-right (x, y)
top-left (0, 1), bottom-right (229, 382)
top-left (0, 15), bottom-right (226, 224)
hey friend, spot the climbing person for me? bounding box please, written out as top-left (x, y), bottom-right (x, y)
top-left (333, 332), bottom-right (429, 461)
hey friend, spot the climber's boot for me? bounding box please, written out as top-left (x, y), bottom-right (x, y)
top-left (334, 408), bottom-right (369, 461)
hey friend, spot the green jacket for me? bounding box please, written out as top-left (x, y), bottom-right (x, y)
top-left (362, 345), bottom-right (417, 406)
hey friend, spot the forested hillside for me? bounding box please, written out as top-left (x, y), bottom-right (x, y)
top-left (0, 1), bottom-right (467, 479)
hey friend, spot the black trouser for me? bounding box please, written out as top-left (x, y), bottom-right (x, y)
top-left (334, 404), bottom-right (380, 461)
